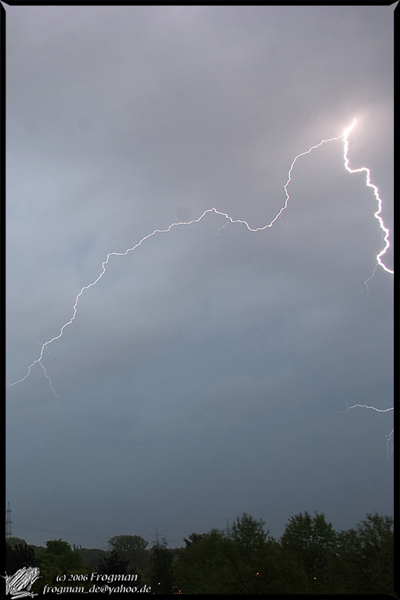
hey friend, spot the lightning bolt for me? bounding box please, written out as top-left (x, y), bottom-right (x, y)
top-left (342, 119), bottom-right (393, 279)
top-left (341, 402), bottom-right (393, 414)
top-left (338, 122), bottom-right (393, 458)
top-left (340, 402), bottom-right (394, 459)
top-left (7, 118), bottom-right (393, 421)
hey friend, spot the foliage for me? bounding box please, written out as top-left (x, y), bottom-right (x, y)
top-left (75, 547), bottom-right (108, 570)
top-left (173, 511), bottom-right (395, 595)
top-left (269, 540), bottom-right (309, 594)
top-left (108, 534), bottom-right (149, 573)
top-left (96, 549), bottom-right (129, 575)
top-left (5, 511), bottom-right (394, 596)
top-left (174, 515), bottom-right (280, 594)
top-left (94, 549), bottom-right (135, 589)
top-left (223, 513), bottom-right (278, 594)
top-left (149, 540), bottom-right (174, 594)
top-left (334, 513), bottom-right (395, 596)
top-left (280, 511), bottom-right (338, 593)
top-left (42, 539), bottom-right (86, 572)
top-left (174, 529), bottom-right (229, 594)
top-left (6, 541), bottom-right (36, 573)
top-left (5, 537), bottom-right (28, 549)
top-left (32, 538), bottom-right (87, 594)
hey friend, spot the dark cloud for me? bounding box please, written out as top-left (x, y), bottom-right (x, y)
top-left (6, 5), bottom-right (393, 549)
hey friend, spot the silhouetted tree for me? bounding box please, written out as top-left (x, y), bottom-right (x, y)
top-left (6, 542), bottom-right (36, 573)
top-left (174, 529), bottom-right (228, 594)
top-left (41, 539), bottom-right (85, 572)
top-left (96, 549), bottom-right (129, 575)
top-left (334, 513), bottom-right (395, 595)
top-left (223, 513), bottom-right (279, 594)
top-left (279, 512), bottom-right (338, 593)
top-left (5, 537), bottom-right (28, 549)
top-left (33, 538), bottom-right (87, 594)
top-left (76, 547), bottom-right (108, 570)
top-left (109, 535), bottom-right (149, 572)
top-left (150, 541), bottom-right (174, 595)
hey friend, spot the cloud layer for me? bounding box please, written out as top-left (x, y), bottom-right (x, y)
top-left (6, 5), bottom-right (393, 548)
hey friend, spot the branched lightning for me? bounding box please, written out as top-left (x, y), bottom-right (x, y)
top-left (340, 402), bottom-right (394, 459)
top-left (7, 118), bottom-right (393, 435)
top-left (337, 122), bottom-right (393, 458)
top-left (342, 119), bottom-right (393, 278)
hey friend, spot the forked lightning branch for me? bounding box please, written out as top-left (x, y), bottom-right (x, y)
top-left (7, 119), bottom-right (393, 449)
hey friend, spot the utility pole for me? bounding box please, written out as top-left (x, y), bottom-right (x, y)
top-left (6, 502), bottom-right (12, 538)
top-left (225, 518), bottom-right (231, 537)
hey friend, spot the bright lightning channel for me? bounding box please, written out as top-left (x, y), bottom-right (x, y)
top-left (338, 121), bottom-right (393, 457)
top-left (342, 119), bottom-right (394, 286)
top-left (7, 119), bottom-right (393, 405)
top-left (342, 403), bottom-right (393, 414)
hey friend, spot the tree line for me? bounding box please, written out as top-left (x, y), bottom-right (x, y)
top-left (4, 511), bottom-right (396, 595)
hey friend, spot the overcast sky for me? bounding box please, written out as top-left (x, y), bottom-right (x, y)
top-left (6, 5), bottom-right (394, 550)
